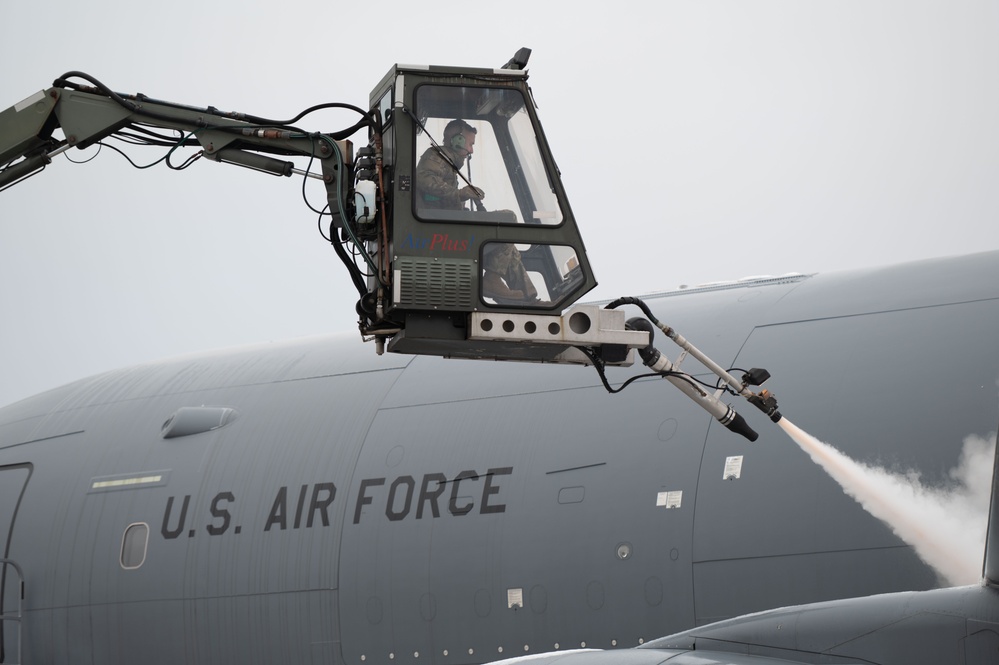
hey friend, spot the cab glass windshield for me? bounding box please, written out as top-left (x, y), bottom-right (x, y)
top-left (481, 242), bottom-right (583, 309)
top-left (413, 85), bottom-right (563, 226)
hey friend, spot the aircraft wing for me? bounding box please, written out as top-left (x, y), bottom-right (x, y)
top-left (484, 648), bottom-right (864, 665)
top-left (494, 581), bottom-right (999, 665)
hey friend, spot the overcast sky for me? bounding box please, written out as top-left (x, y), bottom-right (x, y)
top-left (2, 1), bottom-right (997, 408)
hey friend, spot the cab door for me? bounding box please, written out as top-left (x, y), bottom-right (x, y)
top-left (0, 464), bottom-right (31, 664)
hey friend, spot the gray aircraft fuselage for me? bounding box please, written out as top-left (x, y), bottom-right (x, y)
top-left (1, 250), bottom-right (998, 665)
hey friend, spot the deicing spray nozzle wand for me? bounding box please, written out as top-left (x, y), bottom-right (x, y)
top-left (627, 318), bottom-right (759, 442)
top-left (741, 369), bottom-right (783, 423)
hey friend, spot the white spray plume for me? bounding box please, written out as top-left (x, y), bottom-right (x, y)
top-left (778, 418), bottom-right (994, 587)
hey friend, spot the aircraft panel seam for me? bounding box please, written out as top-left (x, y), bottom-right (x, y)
top-left (754, 296), bottom-right (999, 329)
top-left (374, 381), bottom-right (647, 411)
top-left (585, 275), bottom-right (814, 303)
top-left (22, 587), bottom-right (340, 613)
top-left (334, 356), bottom-right (417, 625)
top-left (0, 430), bottom-right (85, 451)
top-left (4, 367), bottom-right (409, 419)
top-left (691, 543), bottom-right (918, 565)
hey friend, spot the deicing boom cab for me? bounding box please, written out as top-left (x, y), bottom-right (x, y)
top-left (0, 49), bottom-right (781, 439)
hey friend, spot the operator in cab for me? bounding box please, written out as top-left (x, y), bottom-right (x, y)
top-left (482, 243), bottom-right (539, 303)
top-left (416, 119), bottom-right (485, 210)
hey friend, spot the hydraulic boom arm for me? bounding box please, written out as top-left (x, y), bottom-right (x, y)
top-left (1, 72), bottom-right (370, 296)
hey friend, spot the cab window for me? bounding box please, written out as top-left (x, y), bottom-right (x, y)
top-left (413, 85), bottom-right (563, 227)
top-left (481, 242), bottom-right (584, 309)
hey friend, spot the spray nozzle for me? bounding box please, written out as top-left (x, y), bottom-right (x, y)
top-left (741, 368), bottom-right (782, 422)
top-left (747, 389), bottom-right (782, 423)
top-left (721, 409), bottom-right (759, 442)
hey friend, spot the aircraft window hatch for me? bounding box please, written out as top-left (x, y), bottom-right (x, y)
top-left (120, 522), bottom-right (149, 569)
top-left (0, 558), bottom-right (24, 665)
top-left (161, 406), bottom-right (237, 439)
top-left (557, 487), bottom-right (585, 505)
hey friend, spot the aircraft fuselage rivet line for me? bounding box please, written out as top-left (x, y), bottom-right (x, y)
top-left (359, 638), bottom-right (644, 662)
